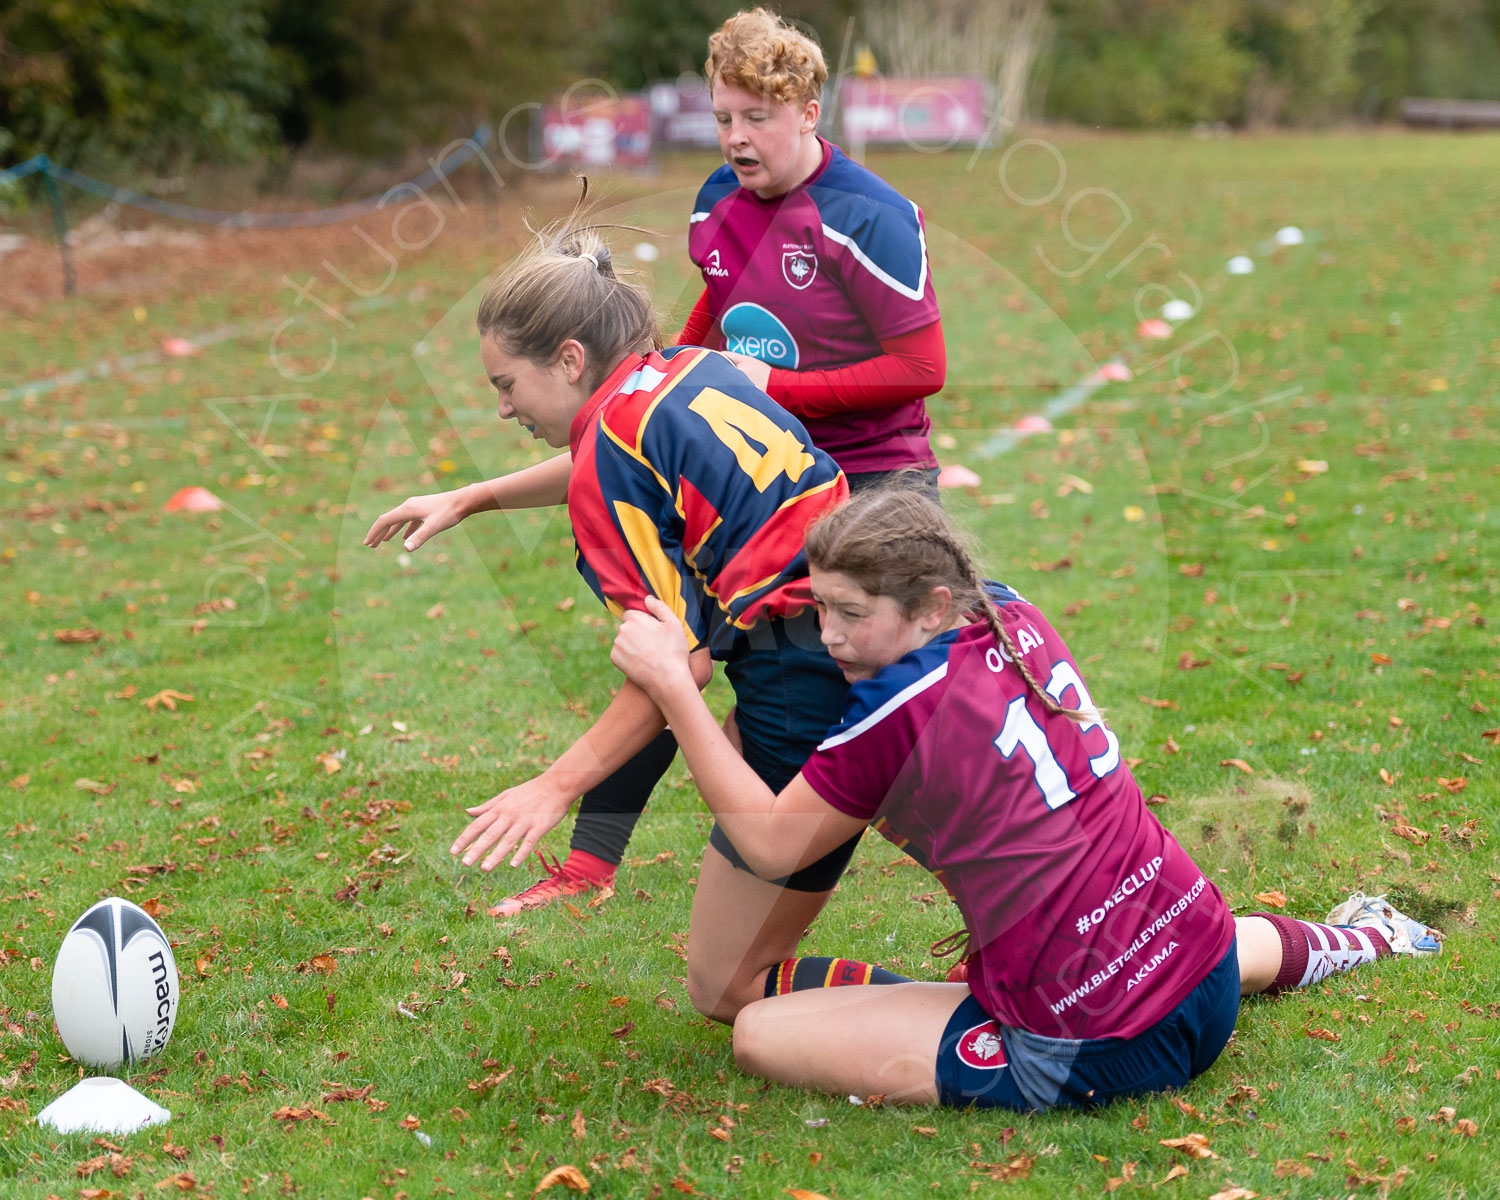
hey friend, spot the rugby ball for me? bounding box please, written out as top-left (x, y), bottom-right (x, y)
top-left (52, 898), bottom-right (179, 1069)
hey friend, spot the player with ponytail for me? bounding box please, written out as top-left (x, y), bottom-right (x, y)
top-left (369, 217), bottom-right (906, 1023)
top-left (610, 483), bottom-right (1444, 1110)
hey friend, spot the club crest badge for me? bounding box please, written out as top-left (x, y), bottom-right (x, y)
top-left (782, 249), bottom-right (818, 290)
top-left (955, 1022), bottom-right (1006, 1070)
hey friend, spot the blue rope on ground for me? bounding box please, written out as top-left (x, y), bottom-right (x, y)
top-left (0, 155), bottom-right (53, 186)
top-left (0, 125), bottom-right (492, 228)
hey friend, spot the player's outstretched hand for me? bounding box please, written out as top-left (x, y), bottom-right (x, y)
top-left (610, 597), bottom-right (694, 698)
top-left (450, 775), bottom-right (573, 872)
top-left (719, 351), bottom-right (772, 391)
top-left (364, 489), bottom-right (470, 553)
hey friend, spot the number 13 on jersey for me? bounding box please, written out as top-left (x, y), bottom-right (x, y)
top-left (993, 659), bottom-right (1121, 811)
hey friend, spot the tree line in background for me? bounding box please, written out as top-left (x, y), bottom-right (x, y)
top-left (2, 0), bottom-right (1498, 177)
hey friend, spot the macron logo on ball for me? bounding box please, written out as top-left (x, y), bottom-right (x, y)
top-left (720, 303), bottom-right (799, 370)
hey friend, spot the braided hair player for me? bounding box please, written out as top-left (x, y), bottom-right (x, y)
top-left (609, 485), bottom-right (1444, 1108)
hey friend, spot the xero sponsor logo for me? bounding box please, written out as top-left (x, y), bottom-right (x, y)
top-left (719, 302), bottom-right (799, 369)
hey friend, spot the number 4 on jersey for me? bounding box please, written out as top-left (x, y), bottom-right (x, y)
top-left (993, 660), bottom-right (1121, 810)
top-left (688, 389), bottom-right (816, 492)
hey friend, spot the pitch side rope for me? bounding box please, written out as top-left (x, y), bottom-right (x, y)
top-left (0, 125), bottom-right (493, 295)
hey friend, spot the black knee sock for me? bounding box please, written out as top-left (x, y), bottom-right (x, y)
top-left (567, 728), bottom-right (678, 866)
top-left (764, 956), bottom-right (911, 998)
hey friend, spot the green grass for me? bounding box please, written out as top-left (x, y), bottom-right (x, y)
top-left (2, 129), bottom-right (1496, 1199)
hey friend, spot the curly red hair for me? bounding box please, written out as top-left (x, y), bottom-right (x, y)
top-left (706, 8), bottom-right (828, 106)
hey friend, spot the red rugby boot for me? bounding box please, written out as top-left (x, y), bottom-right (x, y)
top-left (488, 849), bottom-right (615, 918)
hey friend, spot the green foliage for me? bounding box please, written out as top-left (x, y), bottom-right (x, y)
top-left (597, 0), bottom-right (737, 89)
top-left (1355, 0), bottom-right (1500, 119)
top-left (1041, 0), bottom-right (1500, 126)
top-left (0, 0), bottom-right (292, 171)
top-left (597, 0), bottom-right (857, 90)
top-left (270, 0), bottom-right (585, 156)
top-left (1045, 0), bottom-right (1254, 127)
top-left (1237, 0), bottom-right (1369, 125)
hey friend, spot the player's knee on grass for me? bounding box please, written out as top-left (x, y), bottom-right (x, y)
top-left (730, 998), bottom-right (777, 1080)
top-left (687, 963), bottom-right (759, 1025)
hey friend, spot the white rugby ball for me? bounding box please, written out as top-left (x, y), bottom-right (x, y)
top-left (52, 898), bottom-right (179, 1068)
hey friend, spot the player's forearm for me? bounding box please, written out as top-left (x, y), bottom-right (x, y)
top-left (652, 681), bottom-right (791, 872)
top-left (539, 677), bottom-right (669, 799)
top-left (766, 320), bottom-right (946, 419)
top-left (462, 452), bottom-right (572, 514)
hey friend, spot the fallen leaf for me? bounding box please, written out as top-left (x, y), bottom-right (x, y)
top-left (143, 690), bottom-right (194, 712)
top-left (970, 1155), bottom-right (1034, 1182)
top-left (271, 994), bottom-right (289, 1009)
top-left (7, 773), bottom-right (28, 789)
top-left (270, 1106), bottom-right (327, 1122)
top-left (571, 1109), bottom-right (586, 1139)
top-left (1391, 818), bottom-right (1431, 846)
top-left (1103, 1161), bottom-right (1137, 1191)
top-left (467, 1067), bottom-right (515, 1093)
top-left (533, 1164), bottom-right (590, 1194)
top-left (1159, 1164), bottom-right (1189, 1184)
top-left (398, 1114), bottom-right (420, 1130)
top-left (587, 885), bottom-right (615, 909)
top-left (154, 1172), bottom-right (196, 1191)
top-left (1219, 758), bottom-right (1255, 774)
top-left (1370, 652), bottom-right (1393, 666)
top-left (1177, 651), bottom-right (1212, 671)
top-left (1394, 1116), bottom-right (1416, 1133)
top-left (1159, 1134), bottom-right (1216, 1159)
top-left (556, 597), bottom-right (576, 612)
top-left (426, 603), bottom-right (445, 620)
top-left (314, 751), bottom-right (342, 774)
top-left (1178, 563), bottom-right (1204, 577)
top-left (1455, 1118), bottom-right (1478, 1137)
top-left (321, 1085), bottom-right (373, 1103)
top-left (75, 778), bottom-right (118, 795)
top-left (1138, 695), bottom-right (1178, 709)
top-left (1253, 890), bottom-right (1287, 908)
top-left (55, 627), bottom-right (103, 643)
top-left (1305, 1026), bottom-right (1341, 1042)
top-left (1207, 1188), bottom-right (1257, 1200)
top-left (911, 1127), bottom-right (937, 1138)
top-left (785, 1191), bottom-right (833, 1200)
top-left (1437, 776), bottom-right (1467, 793)
top-left (1273, 1159), bottom-right (1313, 1178)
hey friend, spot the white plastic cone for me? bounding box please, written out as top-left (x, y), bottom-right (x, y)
top-left (35, 1077), bottom-right (172, 1135)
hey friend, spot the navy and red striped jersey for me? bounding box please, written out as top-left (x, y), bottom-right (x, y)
top-left (567, 347), bottom-right (847, 658)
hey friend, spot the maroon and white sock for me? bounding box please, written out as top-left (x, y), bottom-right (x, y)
top-left (1253, 913), bottom-right (1391, 992)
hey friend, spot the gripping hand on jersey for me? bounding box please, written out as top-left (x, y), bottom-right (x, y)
top-left (610, 597), bottom-right (698, 702)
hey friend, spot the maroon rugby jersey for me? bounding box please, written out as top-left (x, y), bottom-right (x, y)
top-left (688, 138), bottom-right (940, 473)
top-left (801, 585), bottom-right (1234, 1040)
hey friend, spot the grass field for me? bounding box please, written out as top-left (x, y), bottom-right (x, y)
top-left (2, 129), bottom-right (1496, 1199)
